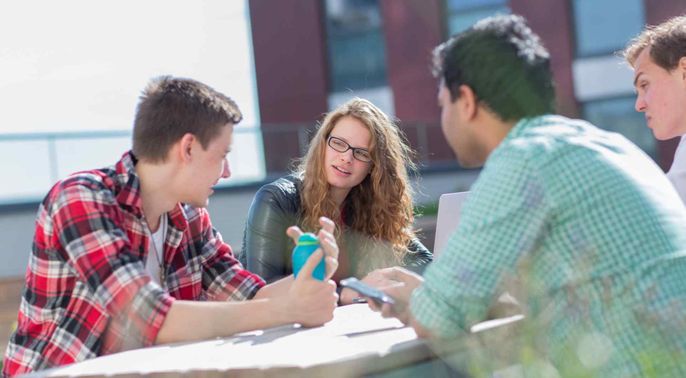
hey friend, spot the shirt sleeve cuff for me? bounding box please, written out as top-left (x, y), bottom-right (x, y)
top-left (245, 276), bottom-right (266, 300)
top-left (129, 283), bottom-right (175, 347)
top-left (208, 270), bottom-right (266, 302)
top-left (410, 285), bottom-right (468, 338)
top-left (103, 278), bottom-right (176, 353)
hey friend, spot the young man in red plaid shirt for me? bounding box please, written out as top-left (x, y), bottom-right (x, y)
top-left (3, 76), bottom-right (340, 376)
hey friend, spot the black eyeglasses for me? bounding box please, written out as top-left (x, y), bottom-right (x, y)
top-left (327, 136), bottom-right (372, 163)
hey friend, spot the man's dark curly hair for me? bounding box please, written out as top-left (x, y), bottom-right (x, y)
top-left (433, 14), bottom-right (556, 121)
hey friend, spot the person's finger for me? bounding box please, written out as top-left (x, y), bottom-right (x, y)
top-left (318, 232), bottom-right (339, 260)
top-left (318, 216), bottom-right (336, 234)
top-left (363, 271), bottom-right (399, 289)
top-left (324, 256), bottom-right (338, 280)
top-left (380, 303), bottom-right (396, 319)
top-left (316, 228), bottom-right (333, 241)
top-left (376, 267), bottom-right (397, 280)
top-left (378, 280), bottom-right (404, 293)
top-left (295, 249), bottom-right (324, 281)
top-left (317, 228), bottom-right (336, 246)
top-left (363, 269), bottom-right (384, 281)
top-left (330, 280), bottom-right (340, 301)
top-left (380, 266), bottom-right (414, 282)
top-left (286, 226), bottom-right (304, 244)
top-left (367, 299), bottom-right (381, 312)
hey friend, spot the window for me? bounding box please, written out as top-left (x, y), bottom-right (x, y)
top-left (572, 0), bottom-right (645, 57)
top-left (583, 96), bottom-right (655, 158)
top-left (0, 1), bottom-right (264, 204)
top-left (446, 0), bottom-right (509, 35)
top-left (325, 0), bottom-right (388, 92)
top-left (572, 0), bottom-right (651, 159)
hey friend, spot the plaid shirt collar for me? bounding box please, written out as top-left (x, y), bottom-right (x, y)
top-left (115, 151), bottom-right (188, 232)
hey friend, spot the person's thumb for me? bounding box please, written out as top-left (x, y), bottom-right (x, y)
top-left (286, 226), bottom-right (304, 244)
top-left (296, 249), bottom-right (323, 281)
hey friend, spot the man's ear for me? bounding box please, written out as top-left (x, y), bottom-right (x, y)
top-left (177, 133), bottom-right (196, 162)
top-left (458, 84), bottom-right (478, 121)
top-left (679, 56), bottom-right (686, 82)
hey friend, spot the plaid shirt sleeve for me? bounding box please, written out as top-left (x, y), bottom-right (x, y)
top-left (185, 206), bottom-right (265, 301)
top-left (411, 143), bottom-right (548, 336)
top-left (48, 180), bottom-right (173, 348)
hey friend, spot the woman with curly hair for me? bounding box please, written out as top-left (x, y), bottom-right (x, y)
top-left (239, 98), bottom-right (432, 304)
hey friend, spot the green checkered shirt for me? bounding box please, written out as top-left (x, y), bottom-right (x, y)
top-left (412, 115), bottom-right (686, 376)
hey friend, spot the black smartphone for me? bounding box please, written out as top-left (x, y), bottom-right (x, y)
top-left (340, 277), bottom-right (395, 306)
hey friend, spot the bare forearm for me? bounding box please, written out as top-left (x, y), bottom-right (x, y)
top-left (155, 298), bottom-right (292, 345)
top-left (253, 275), bottom-right (293, 300)
top-left (156, 247), bottom-right (338, 345)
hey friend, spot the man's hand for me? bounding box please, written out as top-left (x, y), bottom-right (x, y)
top-left (255, 217), bottom-right (339, 300)
top-left (158, 249), bottom-right (337, 344)
top-left (367, 267), bottom-right (423, 325)
top-left (286, 216), bottom-right (339, 280)
top-left (280, 248), bottom-right (338, 327)
top-left (339, 269), bottom-right (399, 305)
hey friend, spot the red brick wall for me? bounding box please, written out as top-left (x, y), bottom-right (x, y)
top-left (380, 0), bottom-right (460, 164)
top-left (249, 0), bottom-right (329, 173)
top-left (510, 0), bottom-right (579, 118)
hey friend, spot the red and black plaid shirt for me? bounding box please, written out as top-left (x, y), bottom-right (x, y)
top-left (3, 151), bottom-right (265, 376)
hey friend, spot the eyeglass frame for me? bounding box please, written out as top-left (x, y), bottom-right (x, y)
top-left (326, 135), bottom-right (373, 163)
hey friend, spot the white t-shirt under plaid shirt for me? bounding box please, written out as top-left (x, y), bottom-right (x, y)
top-left (412, 115), bottom-right (686, 376)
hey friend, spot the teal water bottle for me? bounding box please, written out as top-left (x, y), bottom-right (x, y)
top-left (292, 233), bottom-right (326, 281)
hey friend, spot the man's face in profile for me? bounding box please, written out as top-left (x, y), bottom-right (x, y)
top-left (181, 123), bottom-right (233, 208)
top-left (437, 83), bottom-right (487, 168)
top-left (633, 47), bottom-right (686, 140)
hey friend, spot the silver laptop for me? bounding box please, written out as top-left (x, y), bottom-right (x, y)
top-left (433, 191), bottom-right (469, 257)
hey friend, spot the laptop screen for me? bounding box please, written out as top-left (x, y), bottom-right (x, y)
top-left (433, 191), bottom-right (470, 257)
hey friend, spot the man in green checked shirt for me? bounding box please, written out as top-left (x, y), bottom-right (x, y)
top-left (369, 14), bottom-right (686, 376)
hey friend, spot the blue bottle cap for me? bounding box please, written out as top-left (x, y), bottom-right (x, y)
top-left (292, 232), bottom-right (325, 281)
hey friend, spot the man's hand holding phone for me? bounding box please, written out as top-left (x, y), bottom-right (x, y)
top-left (360, 267), bottom-right (424, 326)
top-left (339, 277), bottom-right (395, 306)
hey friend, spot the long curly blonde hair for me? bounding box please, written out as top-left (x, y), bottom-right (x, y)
top-left (296, 98), bottom-right (417, 263)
